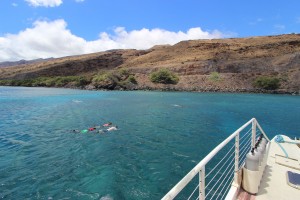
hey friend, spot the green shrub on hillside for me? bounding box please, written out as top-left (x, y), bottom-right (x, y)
top-left (40, 76), bottom-right (89, 87)
top-left (118, 68), bottom-right (130, 77)
top-left (209, 72), bottom-right (221, 81)
top-left (92, 73), bottom-right (110, 84)
top-left (0, 76), bottom-right (90, 87)
top-left (253, 76), bottom-right (280, 90)
top-left (127, 75), bottom-right (137, 84)
top-left (0, 80), bottom-right (6, 85)
top-left (76, 76), bottom-right (90, 87)
top-left (92, 71), bottom-right (120, 84)
top-left (149, 68), bottom-right (179, 84)
top-left (92, 70), bottom-right (137, 89)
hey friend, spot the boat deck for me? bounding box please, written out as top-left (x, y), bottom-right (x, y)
top-left (241, 135), bottom-right (300, 200)
top-left (162, 119), bottom-right (299, 200)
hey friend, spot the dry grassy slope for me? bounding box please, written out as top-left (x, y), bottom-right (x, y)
top-left (0, 34), bottom-right (300, 93)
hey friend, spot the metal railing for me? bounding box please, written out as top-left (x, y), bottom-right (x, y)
top-left (162, 118), bottom-right (269, 200)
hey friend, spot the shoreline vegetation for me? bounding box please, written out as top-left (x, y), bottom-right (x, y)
top-left (0, 34), bottom-right (299, 95)
top-left (0, 69), bottom-right (297, 95)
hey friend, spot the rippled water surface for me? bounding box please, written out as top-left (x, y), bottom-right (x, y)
top-left (0, 87), bottom-right (299, 199)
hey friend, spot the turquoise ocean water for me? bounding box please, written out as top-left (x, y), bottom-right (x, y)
top-left (0, 86), bottom-right (299, 199)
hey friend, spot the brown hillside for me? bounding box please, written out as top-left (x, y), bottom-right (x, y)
top-left (0, 34), bottom-right (299, 93)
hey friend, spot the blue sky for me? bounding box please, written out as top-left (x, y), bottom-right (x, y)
top-left (0, 0), bottom-right (300, 62)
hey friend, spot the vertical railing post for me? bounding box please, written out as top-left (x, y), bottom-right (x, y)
top-left (251, 119), bottom-right (257, 148)
top-left (234, 132), bottom-right (240, 185)
top-left (199, 167), bottom-right (205, 200)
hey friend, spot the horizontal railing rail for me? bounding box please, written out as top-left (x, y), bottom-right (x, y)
top-left (162, 118), bottom-right (266, 200)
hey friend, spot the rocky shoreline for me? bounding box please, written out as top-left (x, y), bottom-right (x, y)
top-left (71, 83), bottom-right (299, 95)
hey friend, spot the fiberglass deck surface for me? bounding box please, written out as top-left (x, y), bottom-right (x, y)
top-left (255, 135), bottom-right (300, 200)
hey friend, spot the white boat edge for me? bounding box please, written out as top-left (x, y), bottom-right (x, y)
top-left (162, 118), bottom-right (300, 200)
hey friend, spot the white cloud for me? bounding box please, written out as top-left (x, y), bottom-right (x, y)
top-left (25, 0), bottom-right (62, 7)
top-left (274, 24), bottom-right (285, 30)
top-left (0, 20), bottom-right (85, 61)
top-left (249, 18), bottom-right (263, 26)
top-left (12, 3), bottom-right (18, 7)
top-left (0, 19), bottom-right (228, 62)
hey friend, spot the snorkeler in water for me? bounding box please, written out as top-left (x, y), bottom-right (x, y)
top-left (107, 126), bottom-right (118, 131)
top-left (102, 122), bottom-right (112, 127)
top-left (73, 122), bottom-right (117, 134)
top-left (98, 126), bottom-right (118, 133)
top-left (88, 127), bottom-right (96, 131)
